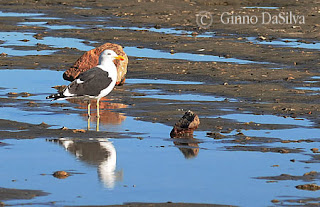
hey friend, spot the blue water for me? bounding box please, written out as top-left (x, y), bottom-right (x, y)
top-left (125, 78), bottom-right (203, 85)
top-left (18, 21), bottom-right (84, 30)
top-left (0, 32), bottom-right (95, 56)
top-left (247, 37), bottom-right (320, 50)
top-left (1, 134), bottom-right (315, 207)
top-left (211, 113), bottom-right (313, 127)
top-left (0, 6), bottom-right (319, 204)
top-left (0, 69), bottom-right (318, 206)
top-left (124, 47), bottom-right (268, 64)
top-left (133, 89), bottom-right (237, 102)
top-left (296, 87), bottom-right (320, 91)
top-left (0, 11), bottom-right (44, 17)
top-left (107, 26), bottom-right (216, 38)
top-left (242, 7), bottom-right (279, 9)
top-left (0, 47), bottom-right (55, 56)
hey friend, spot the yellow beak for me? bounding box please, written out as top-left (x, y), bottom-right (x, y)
top-left (115, 55), bottom-right (125, 61)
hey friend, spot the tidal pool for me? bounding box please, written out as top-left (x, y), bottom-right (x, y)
top-left (18, 21), bottom-right (84, 30)
top-left (133, 89), bottom-right (237, 102)
top-left (1, 130), bottom-right (316, 206)
top-left (107, 26), bottom-right (216, 38)
top-left (0, 31), bottom-right (95, 56)
top-left (0, 11), bottom-right (44, 17)
top-left (1, 7), bottom-right (320, 207)
top-left (212, 113), bottom-right (313, 127)
top-left (124, 47), bottom-right (269, 64)
top-left (0, 72), bottom-right (318, 206)
top-left (125, 78), bottom-right (203, 85)
top-left (247, 37), bottom-right (320, 50)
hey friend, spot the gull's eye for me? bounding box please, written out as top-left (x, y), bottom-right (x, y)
top-left (107, 53), bottom-right (111, 55)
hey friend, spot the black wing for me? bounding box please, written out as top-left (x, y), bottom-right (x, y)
top-left (66, 67), bottom-right (113, 97)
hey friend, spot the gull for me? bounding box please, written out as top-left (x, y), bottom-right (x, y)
top-left (47, 49), bottom-right (124, 120)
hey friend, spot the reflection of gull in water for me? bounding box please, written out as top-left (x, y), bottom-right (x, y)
top-left (67, 98), bottom-right (128, 131)
top-left (69, 98), bottom-right (128, 125)
top-left (48, 138), bottom-right (119, 189)
top-left (97, 139), bottom-right (117, 188)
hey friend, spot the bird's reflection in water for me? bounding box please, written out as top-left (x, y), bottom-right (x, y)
top-left (48, 138), bottom-right (122, 189)
top-left (171, 135), bottom-right (200, 159)
top-left (68, 97), bottom-right (127, 131)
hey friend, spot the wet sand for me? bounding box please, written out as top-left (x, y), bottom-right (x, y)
top-left (0, 0), bottom-right (320, 206)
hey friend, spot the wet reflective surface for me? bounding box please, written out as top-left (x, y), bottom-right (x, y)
top-left (124, 46), bottom-right (267, 64)
top-left (0, 11), bottom-right (44, 17)
top-left (126, 78), bottom-right (203, 85)
top-left (107, 26), bottom-right (216, 38)
top-left (1, 130), bottom-right (319, 206)
top-left (212, 113), bottom-right (313, 126)
top-left (1, 8), bottom-right (320, 207)
top-left (0, 69), bottom-right (319, 206)
top-left (0, 31), bottom-right (95, 56)
top-left (18, 21), bottom-right (83, 30)
top-left (133, 89), bottom-right (237, 102)
top-left (242, 6), bottom-right (280, 9)
top-left (247, 37), bottom-right (320, 50)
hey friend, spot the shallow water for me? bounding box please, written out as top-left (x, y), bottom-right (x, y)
top-left (0, 31), bottom-right (95, 56)
top-left (0, 11), bottom-right (44, 17)
top-left (18, 21), bottom-right (84, 30)
top-left (0, 68), bottom-right (319, 206)
top-left (107, 26), bottom-right (216, 38)
top-left (0, 29), bottom-right (259, 64)
top-left (0, 47), bottom-right (55, 56)
top-left (125, 78), bottom-right (203, 85)
top-left (247, 37), bottom-right (320, 50)
top-left (242, 6), bottom-right (279, 9)
top-left (1, 132), bottom-right (316, 207)
top-left (0, 69), bottom-right (225, 128)
top-left (295, 76), bottom-right (320, 92)
top-left (124, 46), bottom-right (268, 64)
top-left (213, 113), bottom-right (313, 127)
top-left (73, 7), bottom-right (92, 10)
top-left (0, 69), bottom-right (67, 99)
top-left (133, 89), bottom-right (237, 102)
top-left (0, 8), bottom-right (320, 205)
top-left (296, 86), bottom-right (320, 91)
top-left (30, 16), bottom-right (61, 20)
top-left (246, 127), bottom-right (320, 140)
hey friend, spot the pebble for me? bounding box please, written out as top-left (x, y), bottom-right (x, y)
top-left (27, 101), bottom-right (38, 107)
top-left (207, 132), bottom-right (225, 139)
top-left (7, 92), bottom-right (18, 96)
top-left (72, 129), bottom-right (86, 133)
top-left (278, 149), bottom-right (289, 153)
top-left (303, 171), bottom-right (317, 176)
top-left (39, 122), bottom-right (49, 127)
top-left (53, 171), bottom-right (69, 179)
top-left (21, 92), bottom-right (32, 97)
top-left (258, 36), bottom-right (267, 40)
top-left (296, 183), bottom-right (320, 191)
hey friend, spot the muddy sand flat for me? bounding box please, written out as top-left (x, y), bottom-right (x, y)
top-left (0, 0), bottom-right (320, 206)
